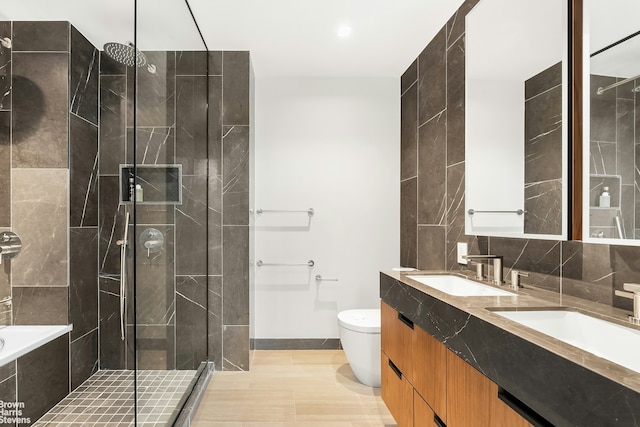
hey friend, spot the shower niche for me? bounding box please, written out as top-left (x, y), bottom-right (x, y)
top-left (119, 164), bottom-right (182, 204)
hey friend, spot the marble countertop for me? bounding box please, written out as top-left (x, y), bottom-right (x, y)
top-left (382, 269), bottom-right (640, 393)
top-left (381, 269), bottom-right (640, 425)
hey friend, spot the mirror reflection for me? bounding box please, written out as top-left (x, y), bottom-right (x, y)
top-left (465, 0), bottom-right (567, 239)
top-left (586, 0), bottom-right (640, 242)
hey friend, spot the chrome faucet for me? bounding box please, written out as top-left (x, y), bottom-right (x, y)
top-left (464, 254), bottom-right (503, 286)
top-left (615, 283), bottom-right (640, 325)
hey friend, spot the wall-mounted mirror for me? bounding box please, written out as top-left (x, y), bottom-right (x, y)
top-left (465, 0), bottom-right (568, 240)
top-left (583, 0), bottom-right (640, 245)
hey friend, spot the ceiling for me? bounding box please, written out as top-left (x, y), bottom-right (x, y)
top-left (0, 0), bottom-right (465, 78)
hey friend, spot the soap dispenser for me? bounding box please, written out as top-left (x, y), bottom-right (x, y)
top-left (599, 186), bottom-right (610, 208)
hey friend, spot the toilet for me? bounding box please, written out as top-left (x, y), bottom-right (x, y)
top-left (337, 309), bottom-right (381, 387)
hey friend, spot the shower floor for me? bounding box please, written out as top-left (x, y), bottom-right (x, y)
top-left (33, 369), bottom-right (197, 426)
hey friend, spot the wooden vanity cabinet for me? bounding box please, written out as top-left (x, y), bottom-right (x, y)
top-left (382, 300), bottom-right (535, 427)
top-left (381, 300), bottom-right (414, 378)
top-left (447, 347), bottom-right (533, 427)
top-left (382, 352), bottom-right (414, 427)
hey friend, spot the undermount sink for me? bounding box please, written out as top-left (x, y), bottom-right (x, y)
top-left (492, 309), bottom-right (640, 373)
top-left (407, 275), bottom-right (516, 297)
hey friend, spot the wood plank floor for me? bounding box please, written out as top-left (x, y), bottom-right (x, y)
top-left (192, 350), bottom-right (397, 427)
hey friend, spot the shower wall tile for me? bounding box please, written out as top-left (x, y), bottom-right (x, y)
top-left (401, 59), bottom-right (417, 95)
top-left (223, 51), bottom-right (250, 125)
top-left (176, 275), bottom-right (208, 370)
top-left (135, 224), bottom-right (175, 325)
top-left (99, 277), bottom-right (126, 369)
top-left (590, 75), bottom-right (616, 143)
top-left (417, 112), bottom-right (446, 225)
top-left (447, 2), bottom-right (476, 46)
top-left (129, 324), bottom-right (175, 370)
top-left (208, 74), bottom-right (223, 180)
top-left (99, 176), bottom-right (125, 275)
top-left (12, 169), bottom-right (68, 287)
top-left (561, 241), bottom-right (613, 305)
top-left (12, 286), bottom-right (68, 324)
top-left (176, 51), bottom-right (208, 76)
top-left (176, 75), bottom-right (208, 175)
top-left (418, 26), bottom-right (446, 126)
top-left (0, 21), bottom-right (11, 111)
top-left (208, 275), bottom-right (223, 370)
top-left (70, 328), bottom-right (98, 391)
top-left (400, 178), bottom-right (417, 268)
top-left (223, 325), bottom-right (249, 371)
top-left (100, 51), bottom-right (127, 75)
top-left (12, 21), bottom-right (68, 52)
top-left (177, 176), bottom-right (208, 275)
top-left (617, 98), bottom-right (635, 185)
top-left (129, 51), bottom-right (176, 127)
top-left (208, 173), bottom-right (223, 276)
top-left (12, 52), bottom-right (69, 168)
top-left (128, 126), bottom-right (175, 165)
top-left (417, 226), bottom-right (446, 270)
top-left (208, 51), bottom-right (223, 76)
top-left (0, 111), bottom-right (10, 227)
top-left (70, 228), bottom-right (98, 340)
top-left (99, 75), bottom-right (126, 175)
top-left (70, 115), bottom-right (98, 227)
top-left (401, 82), bottom-right (417, 180)
top-left (17, 334), bottom-right (69, 423)
top-left (70, 26), bottom-right (99, 125)
top-left (446, 34), bottom-right (465, 166)
top-left (223, 226), bottom-right (249, 325)
top-left (223, 125), bottom-right (250, 226)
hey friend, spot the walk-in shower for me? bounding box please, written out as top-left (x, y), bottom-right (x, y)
top-left (0, 1), bottom-right (216, 425)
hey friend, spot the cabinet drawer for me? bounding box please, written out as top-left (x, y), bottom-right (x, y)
top-left (382, 352), bottom-right (414, 427)
top-left (381, 300), bottom-right (414, 378)
top-left (413, 326), bottom-right (447, 423)
top-left (414, 389), bottom-right (447, 427)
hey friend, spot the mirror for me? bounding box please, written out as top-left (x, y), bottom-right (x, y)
top-left (583, 0), bottom-right (640, 244)
top-left (465, 0), bottom-right (568, 239)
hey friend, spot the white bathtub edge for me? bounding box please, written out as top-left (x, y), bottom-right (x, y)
top-left (0, 324), bottom-right (73, 368)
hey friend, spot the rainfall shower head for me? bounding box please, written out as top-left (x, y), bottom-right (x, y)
top-left (103, 42), bottom-right (156, 73)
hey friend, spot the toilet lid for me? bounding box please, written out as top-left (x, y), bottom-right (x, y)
top-left (337, 309), bottom-right (380, 333)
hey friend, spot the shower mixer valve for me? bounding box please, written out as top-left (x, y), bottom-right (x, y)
top-left (140, 228), bottom-right (164, 258)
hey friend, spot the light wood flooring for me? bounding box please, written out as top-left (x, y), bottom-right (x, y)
top-left (192, 350), bottom-right (397, 427)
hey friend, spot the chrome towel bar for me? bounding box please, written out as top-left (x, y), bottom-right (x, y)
top-left (468, 209), bottom-right (526, 215)
top-left (256, 208), bottom-right (314, 216)
top-left (256, 260), bottom-right (314, 267)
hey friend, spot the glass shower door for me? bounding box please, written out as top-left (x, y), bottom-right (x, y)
top-left (132, 0), bottom-right (209, 424)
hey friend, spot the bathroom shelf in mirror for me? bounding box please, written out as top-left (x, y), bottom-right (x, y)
top-left (589, 175), bottom-right (620, 209)
top-left (119, 165), bottom-right (182, 205)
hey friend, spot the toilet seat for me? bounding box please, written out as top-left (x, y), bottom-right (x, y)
top-left (337, 309), bottom-right (380, 334)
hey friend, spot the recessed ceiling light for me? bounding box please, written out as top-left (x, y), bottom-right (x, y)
top-left (337, 25), bottom-right (352, 38)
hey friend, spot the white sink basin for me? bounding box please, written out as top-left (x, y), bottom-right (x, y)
top-left (407, 275), bottom-right (515, 297)
top-left (494, 310), bottom-right (640, 373)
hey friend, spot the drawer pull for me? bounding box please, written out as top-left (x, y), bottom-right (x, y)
top-left (434, 413), bottom-right (446, 427)
top-left (397, 312), bottom-right (414, 329)
top-left (497, 388), bottom-right (553, 427)
top-left (388, 359), bottom-right (403, 379)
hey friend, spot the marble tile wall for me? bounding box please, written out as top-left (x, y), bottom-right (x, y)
top-left (400, 0), bottom-right (640, 313)
top-left (589, 74), bottom-right (636, 239)
top-left (524, 62), bottom-right (563, 235)
top-left (97, 49), bottom-right (251, 373)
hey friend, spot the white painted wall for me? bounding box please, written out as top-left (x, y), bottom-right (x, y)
top-left (254, 77), bottom-right (400, 339)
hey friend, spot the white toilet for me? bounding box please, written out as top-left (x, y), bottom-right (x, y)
top-left (337, 308), bottom-right (381, 387)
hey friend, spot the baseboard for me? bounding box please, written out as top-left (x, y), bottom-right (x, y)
top-left (251, 338), bottom-right (342, 350)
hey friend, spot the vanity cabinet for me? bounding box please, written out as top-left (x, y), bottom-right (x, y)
top-left (381, 301), bottom-right (533, 427)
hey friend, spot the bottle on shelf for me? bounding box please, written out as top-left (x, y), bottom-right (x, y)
top-left (599, 186), bottom-right (610, 208)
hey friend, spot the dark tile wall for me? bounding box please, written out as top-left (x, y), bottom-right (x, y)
top-left (524, 63), bottom-right (563, 235)
top-left (589, 74), bottom-right (636, 239)
top-left (98, 49), bottom-right (252, 373)
top-left (400, 0), bottom-right (640, 313)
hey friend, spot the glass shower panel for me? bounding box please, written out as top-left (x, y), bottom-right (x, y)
top-left (134, 0), bottom-right (209, 424)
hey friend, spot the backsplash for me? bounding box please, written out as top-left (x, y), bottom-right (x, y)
top-left (399, 0), bottom-right (638, 314)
